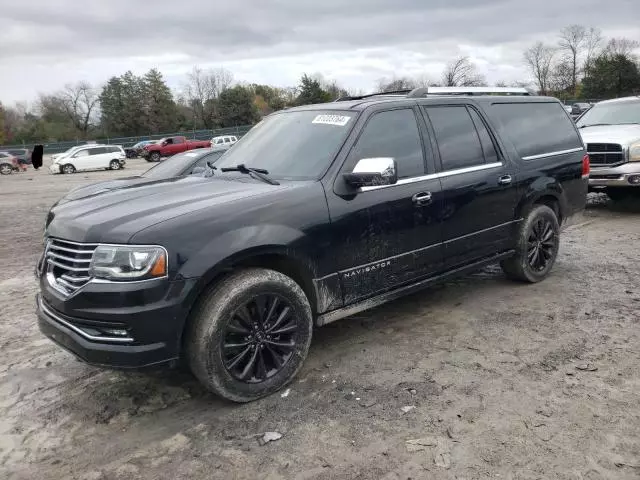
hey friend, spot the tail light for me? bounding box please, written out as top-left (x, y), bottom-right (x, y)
top-left (582, 154), bottom-right (590, 178)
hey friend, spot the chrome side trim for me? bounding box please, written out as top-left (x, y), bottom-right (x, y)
top-left (360, 162), bottom-right (503, 192)
top-left (522, 147), bottom-right (584, 161)
top-left (39, 297), bottom-right (134, 344)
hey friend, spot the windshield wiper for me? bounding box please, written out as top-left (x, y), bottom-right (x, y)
top-left (219, 164), bottom-right (280, 185)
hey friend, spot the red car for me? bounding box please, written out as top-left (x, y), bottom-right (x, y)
top-left (0, 152), bottom-right (22, 175)
top-left (142, 136), bottom-right (211, 162)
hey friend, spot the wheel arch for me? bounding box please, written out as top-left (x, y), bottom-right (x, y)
top-left (177, 246), bottom-right (319, 355)
top-left (516, 181), bottom-right (565, 225)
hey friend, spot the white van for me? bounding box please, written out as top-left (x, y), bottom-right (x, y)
top-left (50, 145), bottom-right (126, 174)
top-left (211, 135), bottom-right (238, 147)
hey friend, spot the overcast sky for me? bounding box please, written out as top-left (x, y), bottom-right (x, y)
top-left (1, 0), bottom-right (639, 104)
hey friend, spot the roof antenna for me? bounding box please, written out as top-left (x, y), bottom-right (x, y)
top-left (407, 87), bottom-right (429, 98)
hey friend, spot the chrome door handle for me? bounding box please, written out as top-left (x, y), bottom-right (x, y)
top-left (412, 191), bottom-right (432, 205)
top-left (498, 175), bottom-right (512, 186)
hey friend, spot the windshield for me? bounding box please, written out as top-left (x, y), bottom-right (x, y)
top-left (576, 100), bottom-right (640, 127)
top-left (214, 110), bottom-right (357, 180)
top-left (142, 150), bottom-right (223, 179)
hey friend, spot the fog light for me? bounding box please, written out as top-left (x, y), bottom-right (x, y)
top-left (102, 329), bottom-right (130, 337)
top-left (628, 175), bottom-right (640, 185)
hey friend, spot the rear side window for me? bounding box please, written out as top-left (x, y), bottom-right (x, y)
top-left (89, 147), bottom-right (106, 155)
top-left (349, 109), bottom-right (425, 179)
top-left (490, 102), bottom-right (582, 159)
top-left (425, 106), bottom-right (485, 170)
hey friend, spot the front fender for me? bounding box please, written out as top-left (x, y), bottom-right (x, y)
top-left (180, 224), bottom-right (313, 278)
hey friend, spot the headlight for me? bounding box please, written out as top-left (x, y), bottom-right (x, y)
top-left (89, 245), bottom-right (167, 281)
top-left (629, 141), bottom-right (640, 162)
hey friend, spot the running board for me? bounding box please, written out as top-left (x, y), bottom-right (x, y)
top-left (316, 251), bottom-right (514, 326)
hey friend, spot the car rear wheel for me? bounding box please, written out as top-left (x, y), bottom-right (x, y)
top-left (0, 163), bottom-right (13, 175)
top-left (62, 164), bottom-right (76, 174)
top-left (109, 160), bottom-right (121, 170)
top-left (187, 268), bottom-right (313, 402)
top-left (501, 205), bottom-right (560, 283)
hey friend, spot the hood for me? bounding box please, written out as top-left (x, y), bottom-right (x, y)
top-left (579, 124), bottom-right (640, 146)
top-left (58, 176), bottom-right (145, 204)
top-left (46, 175), bottom-right (292, 244)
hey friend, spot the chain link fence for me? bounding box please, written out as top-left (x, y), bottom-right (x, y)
top-left (0, 125), bottom-right (254, 155)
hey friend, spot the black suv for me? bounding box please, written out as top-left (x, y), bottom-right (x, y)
top-left (36, 87), bottom-right (588, 402)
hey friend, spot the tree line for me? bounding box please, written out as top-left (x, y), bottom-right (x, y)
top-left (1, 24), bottom-right (638, 145)
top-left (523, 25), bottom-right (640, 99)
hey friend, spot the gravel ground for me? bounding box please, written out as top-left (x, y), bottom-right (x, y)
top-left (1, 160), bottom-right (639, 480)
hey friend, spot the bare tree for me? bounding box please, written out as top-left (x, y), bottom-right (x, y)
top-left (584, 27), bottom-right (603, 76)
top-left (441, 56), bottom-right (486, 87)
top-left (605, 37), bottom-right (640, 57)
top-left (375, 76), bottom-right (417, 92)
top-left (183, 66), bottom-right (234, 128)
top-left (58, 82), bottom-right (99, 136)
top-left (558, 25), bottom-right (587, 96)
top-left (523, 42), bottom-right (555, 95)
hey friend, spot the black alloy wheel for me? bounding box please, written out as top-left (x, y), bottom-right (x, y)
top-left (527, 217), bottom-right (557, 272)
top-left (221, 294), bottom-right (298, 383)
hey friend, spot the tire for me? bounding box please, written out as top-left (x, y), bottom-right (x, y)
top-left (109, 160), bottom-right (121, 170)
top-left (0, 163), bottom-right (12, 175)
top-left (62, 164), bottom-right (76, 174)
top-left (500, 205), bottom-right (560, 283)
top-left (150, 152), bottom-right (161, 162)
top-left (187, 268), bottom-right (313, 402)
top-left (605, 187), bottom-right (633, 202)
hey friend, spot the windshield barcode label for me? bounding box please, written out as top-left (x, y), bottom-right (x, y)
top-left (312, 115), bottom-right (351, 126)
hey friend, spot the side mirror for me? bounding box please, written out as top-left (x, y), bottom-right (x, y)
top-left (161, 141), bottom-right (168, 147)
top-left (342, 157), bottom-right (398, 188)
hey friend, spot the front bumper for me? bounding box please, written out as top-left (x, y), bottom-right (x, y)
top-left (36, 274), bottom-right (198, 369)
top-left (589, 163), bottom-right (640, 188)
top-left (49, 163), bottom-right (61, 174)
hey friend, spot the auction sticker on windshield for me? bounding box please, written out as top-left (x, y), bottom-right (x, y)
top-left (312, 114), bottom-right (351, 126)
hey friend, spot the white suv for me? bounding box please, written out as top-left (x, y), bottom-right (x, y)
top-left (211, 135), bottom-right (238, 148)
top-left (50, 145), bottom-right (126, 174)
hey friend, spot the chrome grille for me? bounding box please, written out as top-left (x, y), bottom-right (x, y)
top-left (587, 143), bottom-right (624, 166)
top-left (45, 238), bottom-right (97, 296)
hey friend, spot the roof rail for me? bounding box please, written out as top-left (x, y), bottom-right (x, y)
top-left (409, 86), bottom-right (532, 97)
top-left (335, 86), bottom-right (534, 102)
top-left (334, 89), bottom-right (413, 102)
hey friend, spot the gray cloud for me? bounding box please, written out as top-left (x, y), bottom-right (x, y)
top-left (1, 0), bottom-right (639, 101)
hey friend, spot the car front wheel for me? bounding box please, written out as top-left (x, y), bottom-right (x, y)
top-left (62, 164), bottom-right (76, 174)
top-left (0, 163), bottom-right (13, 175)
top-left (501, 204), bottom-right (560, 283)
top-left (150, 152), bottom-right (161, 162)
top-left (187, 268), bottom-right (313, 402)
top-left (109, 160), bottom-right (121, 170)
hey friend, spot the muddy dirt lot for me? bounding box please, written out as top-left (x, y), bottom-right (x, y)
top-left (1, 161), bottom-right (639, 480)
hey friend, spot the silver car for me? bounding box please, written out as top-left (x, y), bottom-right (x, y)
top-left (577, 97), bottom-right (640, 200)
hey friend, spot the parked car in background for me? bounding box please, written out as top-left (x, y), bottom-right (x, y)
top-left (211, 135), bottom-right (238, 147)
top-left (142, 136), bottom-right (211, 162)
top-left (0, 152), bottom-right (20, 175)
top-left (53, 149), bottom-right (226, 206)
top-left (571, 102), bottom-right (592, 119)
top-left (6, 148), bottom-right (32, 166)
top-left (37, 87), bottom-right (588, 402)
top-left (577, 96), bottom-right (640, 200)
top-left (49, 145), bottom-right (126, 174)
top-left (125, 140), bottom-right (157, 158)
